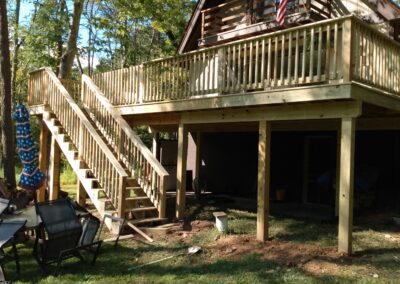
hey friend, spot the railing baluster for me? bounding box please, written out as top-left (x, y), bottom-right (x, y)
top-left (333, 23), bottom-right (338, 80)
top-left (249, 41), bottom-right (253, 88)
top-left (288, 32), bottom-right (292, 85)
top-left (280, 34), bottom-right (285, 86)
top-left (317, 26), bottom-right (322, 81)
top-left (309, 27), bottom-right (315, 83)
top-left (255, 40), bottom-right (259, 89)
top-left (267, 38), bottom-right (271, 88)
top-left (274, 36), bottom-right (278, 87)
top-left (261, 39), bottom-right (265, 90)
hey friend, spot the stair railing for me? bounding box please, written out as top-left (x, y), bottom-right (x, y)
top-left (28, 68), bottom-right (128, 216)
top-left (81, 75), bottom-right (169, 218)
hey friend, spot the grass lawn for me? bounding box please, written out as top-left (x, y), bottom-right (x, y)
top-left (0, 193), bottom-right (398, 283)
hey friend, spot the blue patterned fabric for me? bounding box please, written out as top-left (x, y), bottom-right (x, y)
top-left (12, 103), bottom-right (46, 190)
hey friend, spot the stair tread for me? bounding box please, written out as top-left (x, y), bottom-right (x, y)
top-left (126, 186), bottom-right (142, 190)
top-left (126, 206), bottom-right (157, 212)
top-left (126, 196), bottom-right (149, 201)
top-left (130, 217), bottom-right (168, 225)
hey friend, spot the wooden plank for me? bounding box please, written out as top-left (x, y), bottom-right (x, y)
top-left (176, 123), bottom-right (188, 219)
top-left (342, 19), bottom-right (353, 82)
top-left (118, 84), bottom-right (353, 115)
top-left (77, 181), bottom-right (86, 207)
top-left (257, 120), bottom-right (271, 242)
top-left (181, 101), bottom-right (362, 124)
top-left (195, 132), bottom-right (202, 179)
top-left (37, 118), bottom-right (49, 202)
top-left (138, 226), bottom-right (172, 236)
top-left (127, 222), bottom-right (154, 242)
top-left (338, 117), bottom-right (355, 255)
top-left (335, 128), bottom-right (341, 217)
top-left (48, 135), bottom-right (61, 201)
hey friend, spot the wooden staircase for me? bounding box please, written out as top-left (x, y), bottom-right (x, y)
top-left (28, 68), bottom-right (169, 231)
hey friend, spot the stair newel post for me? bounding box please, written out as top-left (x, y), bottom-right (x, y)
top-left (138, 64), bottom-right (145, 104)
top-left (158, 174), bottom-right (167, 219)
top-left (341, 17), bottom-right (353, 83)
top-left (117, 176), bottom-right (127, 218)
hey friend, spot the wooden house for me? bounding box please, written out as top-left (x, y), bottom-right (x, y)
top-left (28, 0), bottom-right (400, 255)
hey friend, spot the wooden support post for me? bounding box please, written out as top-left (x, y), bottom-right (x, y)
top-left (176, 123), bottom-right (188, 219)
top-left (37, 117), bottom-right (49, 202)
top-left (335, 128), bottom-right (341, 217)
top-left (257, 121), bottom-right (271, 242)
top-left (342, 19), bottom-right (353, 82)
top-left (338, 117), bottom-right (355, 254)
top-left (48, 135), bottom-right (61, 201)
top-left (152, 130), bottom-right (161, 160)
top-left (117, 177), bottom-right (127, 219)
top-left (195, 132), bottom-right (201, 179)
top-left (77, 181), bottom-right (86, 206)
top-left (302, 137), bottom-right (310, 204)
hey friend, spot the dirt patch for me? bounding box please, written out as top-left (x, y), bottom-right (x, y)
top-left (209, 234), bottom-right (344, 276)
top-left (150, 220), bottom-right (346, 276)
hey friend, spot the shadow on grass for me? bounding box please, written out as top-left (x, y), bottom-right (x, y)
top-left (352, 247), bottom-right (400, 271)
top-left (10, 246), bottom-right (353, 283)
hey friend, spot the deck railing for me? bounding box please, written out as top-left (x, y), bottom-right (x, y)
top-left (81, 75), bottom-right (169, 218)
top-left (28, 68), bottom-right (129, 215)
top-left (93, 15), bottom-right (400, 106)
top-left (352, 18), bottom-right (400, 94)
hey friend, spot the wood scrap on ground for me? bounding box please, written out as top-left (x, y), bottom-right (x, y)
top-left (127, 222), bottom-right (154, 242)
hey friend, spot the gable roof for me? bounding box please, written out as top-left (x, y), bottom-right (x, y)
top-left (177, 0), bottom-right (400, 54)
top-left (178, 0), bottom-right (207, 54)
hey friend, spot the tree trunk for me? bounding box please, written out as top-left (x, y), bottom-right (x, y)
top-left (0, 1), bottom-right (16, 191)
top-left (59, 0), bottom-right (84, 79)
top-left (12, 0), bottom-right (21, 101)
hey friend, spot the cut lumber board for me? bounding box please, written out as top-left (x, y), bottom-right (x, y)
top-left (127, 222), bottom-right (154, 242)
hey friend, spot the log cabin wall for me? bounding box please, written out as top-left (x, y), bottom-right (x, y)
top-left (200, 0), bottom-right (332, 46)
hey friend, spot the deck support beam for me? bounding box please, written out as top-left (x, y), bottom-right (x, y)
top-left (37, 117), bottom-right (49, 202)
top-left (176, 123), bottom-right (188, 219)
top-left (77, 181), bottom-right (86, 206)
top-left (152, 130), bottom-right (161, 160)
top-left (338, 117), bottom-right (355, 254)
top-left (195, 132), bottom-right (202, 179)
top-left (257, 121), bottom-right (271, 242)
top-left (48, 135), bottom-right (61, 201)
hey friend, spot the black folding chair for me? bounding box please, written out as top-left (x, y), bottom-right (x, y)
top-left (0, 198), bottom-right (10, 216)
top-left (34, 199), bottom-right (102, 273)
top-left (0, 219), bottom-right (27, 282)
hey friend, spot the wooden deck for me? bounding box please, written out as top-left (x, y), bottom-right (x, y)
top-left (27, 14), bottom-right (400, 256)
top-left (91, 15), bottom-right (400, 115)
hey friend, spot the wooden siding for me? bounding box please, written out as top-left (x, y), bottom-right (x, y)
top-left (200, 0), bottom-right (331, 40)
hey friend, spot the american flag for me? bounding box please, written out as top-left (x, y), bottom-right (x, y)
top-left (276, 0), bottom-right (288, 26)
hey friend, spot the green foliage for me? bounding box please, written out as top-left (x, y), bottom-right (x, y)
top-left (134, 125), bottom-right (152, 148)
top-left (88, 0), bottom-right (195, 70)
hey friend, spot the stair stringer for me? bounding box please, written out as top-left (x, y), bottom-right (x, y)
top-left (42, 111), bottom-right (120, 232)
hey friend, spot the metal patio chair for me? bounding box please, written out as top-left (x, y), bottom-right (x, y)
top-left (0, 198), bottom-right (10, 216)
top-left (33, 199), bottom-right (102, 273)
top-left (0, 198), bottom-right (27, 282)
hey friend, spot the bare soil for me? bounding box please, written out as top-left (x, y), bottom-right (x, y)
top-left (149, 219), bottom-right (400, 278)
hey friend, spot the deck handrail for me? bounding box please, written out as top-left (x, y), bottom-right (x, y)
top-left (92, 15), bottom-right (400, 105)
top-left (81, 75), bottom-right (168, 217)
top-left (351, 16), bottom-right (400, 94)
top-left (28, 68), bottom-right (128, 215)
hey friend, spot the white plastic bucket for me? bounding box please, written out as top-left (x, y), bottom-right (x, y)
top-left (213, 212), bottom-right (228, 233)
